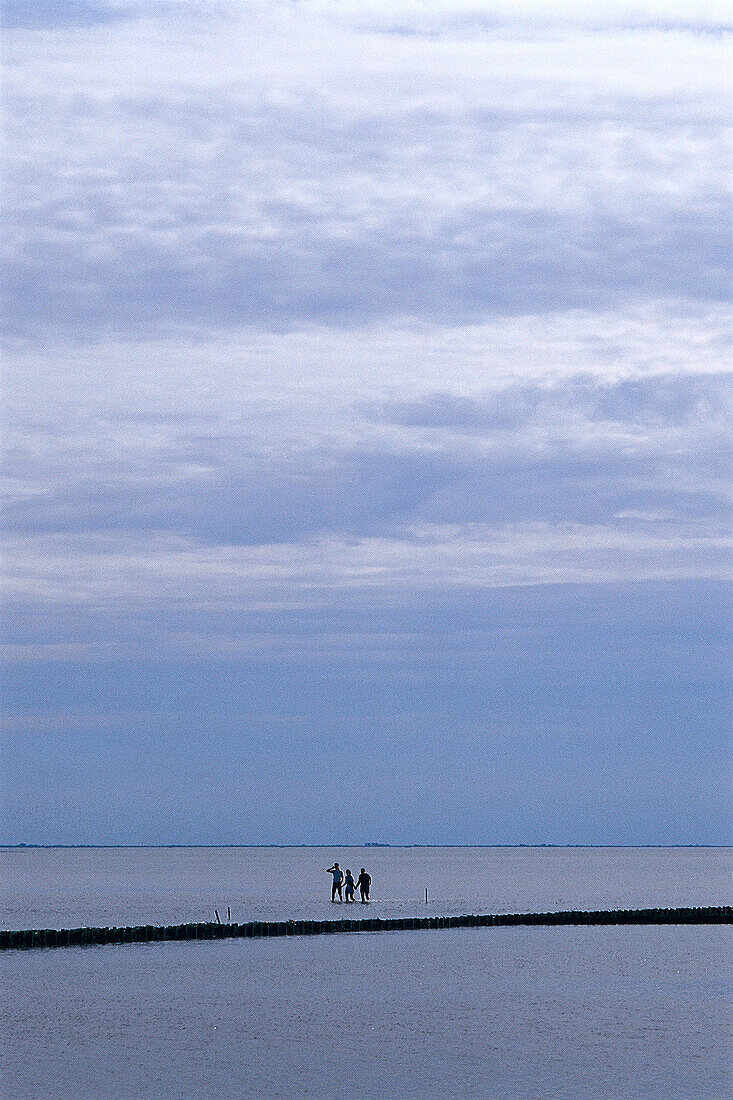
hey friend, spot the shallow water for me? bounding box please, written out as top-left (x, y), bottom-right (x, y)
top-left (1, 848), bottom-right (731, 1099)
top-left (1, 845), bottom-right (730, 929)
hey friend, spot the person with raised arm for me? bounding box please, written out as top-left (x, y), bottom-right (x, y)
top-left (326, 862), bottom-right (344, 902)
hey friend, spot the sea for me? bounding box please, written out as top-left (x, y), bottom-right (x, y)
top-left (1, 845), bottom-right (731, 1099)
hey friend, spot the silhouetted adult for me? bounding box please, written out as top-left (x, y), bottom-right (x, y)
top-left (356, 867), bottom-right (371, 903)
top-left (327, 862), bottom-right (344, 902)
top-left (343, 869), bottom-right (356, 902)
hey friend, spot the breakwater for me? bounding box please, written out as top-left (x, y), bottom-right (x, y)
top-left (1, 906), bottom-right (730, 951)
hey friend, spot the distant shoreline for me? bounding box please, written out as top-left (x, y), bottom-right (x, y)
top-left (3, 843), bottom-right (731, 850)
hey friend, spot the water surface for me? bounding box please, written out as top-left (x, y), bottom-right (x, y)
top-left (1, 847), bottom-right (730, 1099)
top-left (1, 845), bottom-right (729, 929)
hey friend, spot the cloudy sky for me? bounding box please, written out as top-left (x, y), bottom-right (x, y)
top-left (1, 0), bottom-right (731, 845)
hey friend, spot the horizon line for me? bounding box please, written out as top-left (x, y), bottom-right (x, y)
top-left (2, 843), bottom-right (731, 850)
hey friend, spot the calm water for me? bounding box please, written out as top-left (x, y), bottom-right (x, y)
top-left (1, 847), bottom-right (731, 1099)
top-left (1, 845), bottom-right (730, 929)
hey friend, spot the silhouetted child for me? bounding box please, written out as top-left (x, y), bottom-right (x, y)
top-left (343, 869), bottom-right (356, 902)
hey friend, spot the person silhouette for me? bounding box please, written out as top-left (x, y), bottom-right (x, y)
top-left (356, 867), bottom-right (371, 903)
top-left (326, 862), bottom-right (344, 902)
top-left (343, 869), bottom-right (356, 902)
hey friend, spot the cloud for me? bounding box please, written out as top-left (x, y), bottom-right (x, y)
top-left (0, 0), bottom-right (129, 30)
top-left (4, 104), bottom-right (729, 334)
top-left (5, 368), bottom-right (730, 535)
top-left (0, 0), bottom-right (228, 31)
top-left (2, 368), bottom-right (730, 644)
top-left (291, 0), bottom-right (733, 36)
top-left (2, 0), bottom-right (730, 337)
top-left (368, 372), bottom-right (733, 431)
top-left (3, 299), bottom-right (730, 637)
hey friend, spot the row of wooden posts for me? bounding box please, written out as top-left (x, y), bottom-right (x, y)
top-left (1, 905), bottom-right (730, 951)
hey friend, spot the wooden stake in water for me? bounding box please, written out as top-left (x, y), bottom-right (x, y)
top-left (425, 887), bottom-right (428, 904)
top-left (227, 906), bottom-right (231, 922)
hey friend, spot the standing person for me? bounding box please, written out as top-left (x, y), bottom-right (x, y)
top-left (356, 867), bottom-right (371, 903)
top-left (343, 869), bottom-right (356, 902)
top-left (326, 862), bottom-right (344, 902)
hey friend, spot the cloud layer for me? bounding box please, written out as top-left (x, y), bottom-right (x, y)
top-left (4, 1), bottom-right (730, 336)
top-left (1, 1), bottom-right (730, 843)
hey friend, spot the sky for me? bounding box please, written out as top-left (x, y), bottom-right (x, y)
top-left (1, 0), bottom-right (731, 845)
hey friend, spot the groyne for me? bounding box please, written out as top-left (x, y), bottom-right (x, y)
top-left (1, 906), bottom-right (730, 951)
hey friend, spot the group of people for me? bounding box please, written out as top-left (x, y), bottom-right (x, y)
top-left (326, 862), bottom-right (371, 903)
